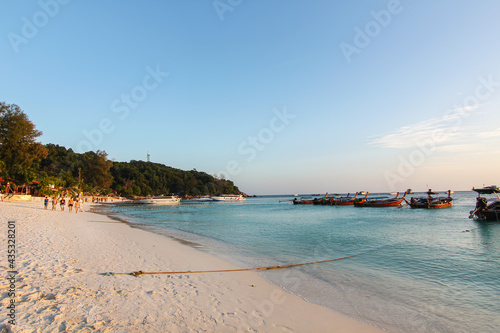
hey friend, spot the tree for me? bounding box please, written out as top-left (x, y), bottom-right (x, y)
top-left (36, 175), bottom-right (62, 197)
top-left (0, 102), bottom-right (48, 186)
top-left (80, 150), bottom-right (113, 192)
top-left (40, 144), bottom-right (81, 178)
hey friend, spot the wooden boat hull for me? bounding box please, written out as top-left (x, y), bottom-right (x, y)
top-left (328, 192), bottom-right (362, 206)
top-left (406, 199), bottom-right (453, 209)
top-left (312, 197), bottom-right (354, 205)
top-left (477, 209), bottom-right (500, 221)
top-left (312, 196), bottom-right (358, 205)
top-left (353, 200), bottom-right (366, 207)
top-left (470, 186), bottom-right (500, 220)
top-left (332, 200), bottom-right (356, 206)
top-left (357, 198), bottom-right (405, 207)
top-left (355, 192), bottom-right (406, 207)
top-left (471, 200), bottom-right (500, 220)
top-left (413, 203), bottom-right (452, 209)
top-left (293, 199), bottom-right (314, 205)
top-left (406, 190), bottom-right (453, 209)
top-left (313, 198), bottom-right (327, 205)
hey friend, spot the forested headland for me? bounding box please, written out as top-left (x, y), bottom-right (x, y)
top-left (0, 102), bottom-right (242, 197)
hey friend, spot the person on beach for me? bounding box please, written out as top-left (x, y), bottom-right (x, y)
top-left (44, 197), bottom-right (49, 209)
top-left (68, 198), bottom-right (74, 212)
top-left (74, 199), bottom-right (80, 214)
top-left (60, 197), bottom-right (66, 211)
top-left (52, 197), bottom-right (57, 210)
top-left (78, 197), bottom-right (84, 212)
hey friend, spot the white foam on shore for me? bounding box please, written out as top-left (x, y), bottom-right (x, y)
top-left (0, 201), bottom-right (382, 332)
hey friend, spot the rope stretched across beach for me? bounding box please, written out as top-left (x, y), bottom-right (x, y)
top-left (100, 252), bottom-right (365, 277)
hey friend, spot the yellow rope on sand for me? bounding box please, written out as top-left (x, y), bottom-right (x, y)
top-left (101, 253), bottom-right (362, 277)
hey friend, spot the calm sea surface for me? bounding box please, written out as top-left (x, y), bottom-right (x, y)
top-left (108, 191), bottom-right (500, 333)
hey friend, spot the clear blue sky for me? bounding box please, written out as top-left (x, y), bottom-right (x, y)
top-left (2, 0), bottom-right (499, 195)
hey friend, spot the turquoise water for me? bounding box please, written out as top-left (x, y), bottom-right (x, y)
top-left (111, 191), bottom-right (500, 333)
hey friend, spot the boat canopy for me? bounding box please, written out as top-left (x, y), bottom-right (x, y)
top-left (472, 186), bottom-right (500, 195)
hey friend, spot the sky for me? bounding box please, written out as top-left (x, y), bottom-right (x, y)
top-left (1, 0), bottom-right (499, 195)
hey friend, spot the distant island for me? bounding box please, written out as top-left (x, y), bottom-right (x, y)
top-left (0, 102), bottom-right (242, 197)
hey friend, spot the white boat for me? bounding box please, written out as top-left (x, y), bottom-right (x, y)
top-left (186, 196), bottom-right (214, 202)
top-left (138, 196), bottom-right (181, 205)
top-left (211, 194), bottom-right (246, 201)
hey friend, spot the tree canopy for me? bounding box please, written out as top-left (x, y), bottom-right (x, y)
top-left (110, 160), bottom-right (239, 197)
top-left (0, 102), bottom-right (48, 185)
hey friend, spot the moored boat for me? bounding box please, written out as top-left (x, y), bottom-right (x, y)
top-left (184, 196), bottom-right (214, 202)
top-left (469, 185), bottom-right (500, 221)
top-left (312, 193), bottom-right (334, 205)
top-left (330, 192), bottom-right (361, 206)
top-left (311, 192), bottom-right (361, 205)
top-left (405, 190), bottom-right (453, 209)
top-left (354, 192), bottom-right (407, 207)
top-left (293, 197), bottom-right (315, 204)
top-left (138, 195), bottom-right (181, 205)
top-left (211, 194), bottom-right (246, 201)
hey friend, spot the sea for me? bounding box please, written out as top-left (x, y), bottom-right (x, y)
top-left (104, 191), bottom-right (500, 333)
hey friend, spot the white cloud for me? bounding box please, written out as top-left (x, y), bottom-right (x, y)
top-left (433, 144), bottom-right (479, 152)
top-left (369, 116), bottom-right (464, 149)
top-left (478, 127), bottom-right (500, 138)
top-left (368, 105), bottom-right (488, 149)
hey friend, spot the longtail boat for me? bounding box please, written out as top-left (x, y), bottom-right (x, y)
top-left (354, 192), bottom-right (407, 207)
top-left (331, 192), bottom-right (360, 206)
top-left (405, 190), bottom-right (453, 209)
top-left (469, 185), bottom-right (500, 221)
top-left (293, 197), bottom-right (315, 205)
top-left (313, 193), bottom-right (330, 205)
top-left (312, 192), bottom-right (367, 206)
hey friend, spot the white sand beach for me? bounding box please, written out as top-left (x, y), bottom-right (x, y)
top-left (0, 201), bottom-right (382, 332)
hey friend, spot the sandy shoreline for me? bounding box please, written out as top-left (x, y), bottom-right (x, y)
top-left (0, 201), bottom-right (382, 332)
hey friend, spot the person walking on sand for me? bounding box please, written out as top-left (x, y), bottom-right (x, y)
top-left (52, 197), bottom-right (57, 211)
top-left (44, 197), bottom-right (49, 210)
top-left (74, 199), bottom-right (80, 214)
top-left (78, 197), bottom-right (84, 212)
top-left (68, 198), bottom-right (74, 212)
top-left (60, 197), bottom-right (66, 211)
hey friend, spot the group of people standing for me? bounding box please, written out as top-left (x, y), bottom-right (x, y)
top-left (44, 196), bottom-right (84, 213)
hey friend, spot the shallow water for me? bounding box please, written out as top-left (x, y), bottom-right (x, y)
top-left (110, 191), bottom-right (500, 333)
